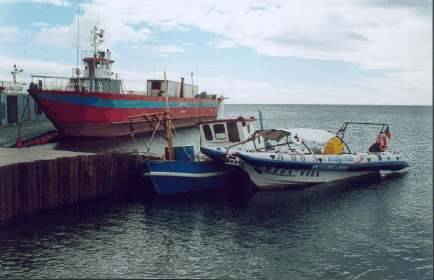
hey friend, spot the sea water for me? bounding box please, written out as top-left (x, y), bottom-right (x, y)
top-left (0, 104), bottom-right (432, 279)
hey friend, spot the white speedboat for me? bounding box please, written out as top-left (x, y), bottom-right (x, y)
top-left (201, 122), bottom-right (409, 189)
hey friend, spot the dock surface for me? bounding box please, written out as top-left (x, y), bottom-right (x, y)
top-left (0, 119), bottom-right (55, 147)
top-left (0, 147), bottom-right (91, 167)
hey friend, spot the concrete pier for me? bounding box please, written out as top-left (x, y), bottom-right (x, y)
top-left (0, 147), bottom-right (147, 223)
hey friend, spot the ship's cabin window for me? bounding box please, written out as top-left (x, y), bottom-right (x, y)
top-left (227, 122), bottom-right (240, 142)
top-left (213, 124), bottom-right (226, 140)
top-left (152, 81), bottom-right (162, 90)
top-left (203, 125), bottom-right (213, 141)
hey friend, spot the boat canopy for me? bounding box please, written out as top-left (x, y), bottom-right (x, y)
top-left (256, 128), bottom-right (336, 144)
top-left (252, 128), bottom-right (347, 155)
top-left (255, 129), bottom-right (291, 142)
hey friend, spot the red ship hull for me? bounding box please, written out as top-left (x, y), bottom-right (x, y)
top-left (29, 88), bottom-right (221, 138)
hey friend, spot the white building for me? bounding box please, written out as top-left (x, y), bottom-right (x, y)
top-left (0, 81), bottom-right (46, 125)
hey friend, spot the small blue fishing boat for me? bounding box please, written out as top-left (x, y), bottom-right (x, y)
top-left (135, 108), bottom-right (254, 195)
top-left (143, 146), bottom-right (243, 195)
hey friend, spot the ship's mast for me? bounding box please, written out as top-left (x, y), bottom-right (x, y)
top-left (76, 0), bottom-right (80, 76)
top-left (92, 26), bottom-right (104, 57)
top-left (190, 72), bottom-right (194, 97)
top-left (11, 64), bottom-right (23, 84)
top-left (89, 26), bottom-right (104, 91)
top-left (163, 71), bottom-right (174, 160)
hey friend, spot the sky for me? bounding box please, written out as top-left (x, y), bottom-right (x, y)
top-left (0, 0), bottom-right (432, 105)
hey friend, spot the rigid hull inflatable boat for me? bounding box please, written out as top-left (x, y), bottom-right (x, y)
top-left (201, 122), bottom-right (409, 189)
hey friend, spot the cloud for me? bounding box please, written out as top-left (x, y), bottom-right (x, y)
top-left (30, 22), bottom-right (51, 27)
top-left (199, 74), bottom-right (432, 105)
top-left (8, 0), bottom-right (432, 104)
top-left (36, 0), bottom-right (431, 69)
top-left (0, 53), bottom-right (430, 105)
top-left (35, 15), bottom-right (152, 48)
top-left (0, 56), bottom-right (71, 76)
top-left (0, 26), bottom-right (18, 41)
top-left (0, 55), bottom-right (72, 84)
top-left (214, 40), bottom-right (238, 49)
top-left (154, 45), bottom-right (184, 53)
top-left (144, 45), bottom-right (185, 58)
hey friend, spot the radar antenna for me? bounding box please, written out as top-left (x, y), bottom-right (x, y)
top-left (11, 64), bottom-right (23, 84)
top-left (91, 26), bottom-right (105, 56)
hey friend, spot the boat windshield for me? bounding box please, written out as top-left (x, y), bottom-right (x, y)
top-left (253, 128), bottom-right (349, 155)
top-left (291, 128), bottom-right (343, 154)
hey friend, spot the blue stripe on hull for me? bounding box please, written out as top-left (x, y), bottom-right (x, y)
top-left (144, 160), bottom-right (244, 195)
top-left (149, 175), bottom-right (230, 195)
top-left (39, 93), bottom-right (219, 109)
top-left (237, 153), bottom-right (409, 171)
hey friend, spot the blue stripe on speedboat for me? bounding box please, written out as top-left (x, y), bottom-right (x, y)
top-left (39, 93), bottom-right (219, 109)
top-left (347, 161), bottom-right (409, 171)
top-left (237, 153), bottom-right (409, 171)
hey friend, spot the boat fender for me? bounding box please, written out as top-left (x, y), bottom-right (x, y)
top-left (353, 154), bottom-right (364, 163)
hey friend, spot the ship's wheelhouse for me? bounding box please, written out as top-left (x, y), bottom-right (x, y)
top-left (199, 117), bottom-right (258, 147)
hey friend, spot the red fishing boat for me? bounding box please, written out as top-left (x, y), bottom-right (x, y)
top-left (28, 26), bottom-right (222, 138)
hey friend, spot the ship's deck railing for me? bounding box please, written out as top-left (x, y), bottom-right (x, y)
top-left (31, 75), bottom-right (73, 91)
top-left (81, 50), bottom-right (112, 60)
top-left (30, 75), bottom-right (137, 94)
